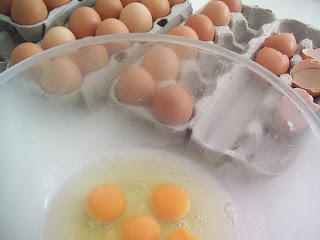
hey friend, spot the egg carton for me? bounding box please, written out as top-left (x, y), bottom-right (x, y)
top-left (0, 0), bottom-right (96, 42)
top-left (186, 4), bottom-right (320, 178)
top-left (10, 1), bottom-right (193, 109)
top-left (81, 1), bottom-right (193, 110)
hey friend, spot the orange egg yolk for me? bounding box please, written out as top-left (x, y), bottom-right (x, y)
top-left (166, 229), bottom-right (199, 240)
top-left (86, 184), bottom-right (127, 222)
top-left (121, 215), bottom-right (160, 240)
top-left (151, 183), bottom-right (190, 219)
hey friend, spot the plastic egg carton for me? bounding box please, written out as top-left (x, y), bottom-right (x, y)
top-left (0, 0), bottom-right (96, 42)
top-left (81, 1), bottom-right (193, 110)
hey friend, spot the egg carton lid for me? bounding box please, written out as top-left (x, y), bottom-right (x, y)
top-left (0, 0), bottom-right (96, 42)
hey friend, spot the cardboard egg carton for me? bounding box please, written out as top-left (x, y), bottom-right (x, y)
top-left (0, 0), bottom-right (96, 42)
top-left (13, 1), bottom-right (192, 110)
top-left (81, 1), bottom-right (193, 110)
top-left (187, 4), bottom-right (320, 177)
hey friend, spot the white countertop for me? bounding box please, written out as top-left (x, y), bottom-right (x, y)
top-left (191, 0), bottom-right (320, 29)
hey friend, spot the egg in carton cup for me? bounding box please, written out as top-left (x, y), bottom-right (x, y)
top-left (81, 0), bottom-right (192, 110)
top-left (108, 44), bottom-right (216, 140)
top-left (0, 0), bottom-right (96, 42)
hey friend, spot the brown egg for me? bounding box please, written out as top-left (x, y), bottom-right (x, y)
top-left (41, 57), bottom-right (83, 95)
top-left (167, 25), bottom-right (199, 59)
top-left (218, 0), bottom-right (242, 12)
top-left (141, 45), bottom-right (179, 81)
top-left (0, 0), bottom-right (12, 16)
top-left (168, 0), bottom-right (185, 7)
top-left (116, 67), bottom-right (155, 106)
top-left (274, 88), bottom-right (319, 134)
top-left (119, 2), bottom-right (153, 33)
top-left (291, 60), bottom-right (320, 97)
top-left (94, 0), bottom-right (123, 20)
top-left (185, 14), bottom-right (215, 41)
top-left (43, 0), bottom-right (70, 11)
top-left (95, 18), bottom-right (131, 54)
top-left (42, 26), bottom-right (76, 50)
top-left (11, 0), bottom-right (48, 25)
top-left (202, 1), bottom-right (230, 26)
top-left (255, 47), bottom-right (289, 76)
top-left (68, 7), bottom-right (101, 39)
top-left (152, 85), bottom-right (193, 125)
top-left (10, 42), bottom-right (44, 66)
top-left (73, 39), bottom-right (109, 75)
top-left (141, 0), bottom-right (170, 21)
top-left (120, 0), bottom-right (141, 7)
top-left (264, 33), bottom-right (297, 58)
top-left (302, 48), bottom-right (320, 62)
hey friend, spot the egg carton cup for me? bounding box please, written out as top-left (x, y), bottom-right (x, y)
top-left (82, 1), bottom-right (192, 110)
top-left (0, 0), bottom-right (96, 42)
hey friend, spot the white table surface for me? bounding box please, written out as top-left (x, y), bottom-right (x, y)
top-left (191, 0), bottom-right (320, 29)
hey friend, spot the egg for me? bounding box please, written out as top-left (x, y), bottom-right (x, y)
top-left (72, 39), bottom-right (109, 75)
top-left (94, 0), bottom-right (123, 20)
top-left (274, 88), bottom-right (319, 134)
top-left (141, 45), bottom-right (179, 81)
top-left (121, 215), bottom-right (160, 240)
top-left (119, 2), bottom-right (153, 33)
top-left (291, 59), bottom-right (320, 97)
top-left (166, 229), bottom-right (199, 240)
top-left (141, 0), bottom-right (170, 22)
top-left (68, 7), bottom-right (101, 39)
top-left (255, 47), bottom-right (289, 76)
top-left (302, 48), bottom-right (320, 62)
top-left (264, 33), bottom-right (297, 58)
top-left (95, 18), bottom-right (131, 54)
top-left (11, 0), bottom-right (48, 25)
top-left (167, 25), bottom-right (199, 59)
top-left (185, 14), bottom-right (215, 41)
top-left (152, 183), bottom-right (190, 219)
top-left (43, 0), bottom-right (70, 11)
top-left (0, 0), bottom-right (12, 16)
top-left (116, 67), bottom-right (156, 106)
top-left (218, 0), bottom-right (242, 12)
top-left (10, 42), bottom-right (44, 66)
top-left (121, 0), bottom-right (141, 7)
top-left (202, 1), bottom-right (231, 26)
top-left (42, 26), bottom-right (76, 50)
top-left (152, 85), bottom-right (193, 125)
top-left (86, 184), bottom-right (127, 222)
top-left (41, 57), bottom-right (82, 95)
top-left (168, 0), bottom-right (185, 7)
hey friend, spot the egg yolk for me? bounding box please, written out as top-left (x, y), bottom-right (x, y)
top-left (166, 229), bottom-right (199, 240)
top-left (151, 183), bottom-right (190, 219)
top-left (86, 184), bottom-right (127, 222)
top-left (121, 215), bottom-right (160, 240)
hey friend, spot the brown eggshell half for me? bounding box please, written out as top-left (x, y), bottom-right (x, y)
top-left (290, 59), bottom-right (320, 97)
top-left (301, 48), bottom-right (320, 62)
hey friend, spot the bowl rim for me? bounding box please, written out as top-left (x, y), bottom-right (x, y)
top-left (1, 33), bottom-right (319, 140)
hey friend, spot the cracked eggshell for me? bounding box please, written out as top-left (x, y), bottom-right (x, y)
top-left (291, 59), bottom-right (320, 97)
top-left (302, 48), bottom-right (320, 62)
